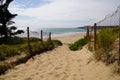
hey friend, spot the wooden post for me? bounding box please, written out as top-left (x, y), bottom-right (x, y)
top-left (94, 23), bottom-right (97, 51)
top-left (118, 9), bottom-right (120, 72)
top-left (27, 27), bottom-right (30, 51)
top-left (41, 30), bottom-right (43, 42)
top-left (86, 26), bottom-right (89, 41)
top-left (49, 32), bottom-right (51, 41)
top-left (27, 27), bottom-right (30, 45)
top-left (118, 28), bottom-right (120, 65)
top-left (118, 27), bottom-right (120, 73)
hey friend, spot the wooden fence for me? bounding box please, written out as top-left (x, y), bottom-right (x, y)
top-left (86, 23), bottom-right (120, 71)
top-left (27, 27), bottom-right (51, 40)
top-left (27, 27), bottom-right (52, 52)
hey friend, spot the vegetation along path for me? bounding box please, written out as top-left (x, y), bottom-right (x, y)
top-left (0, 33), bottom-right (120, 80)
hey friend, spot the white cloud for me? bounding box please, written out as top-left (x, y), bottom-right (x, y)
top-left (9, 0), bottom-right (120, 29)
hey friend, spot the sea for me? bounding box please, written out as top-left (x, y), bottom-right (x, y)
top-left (18, 28), bottom-right (86, 38)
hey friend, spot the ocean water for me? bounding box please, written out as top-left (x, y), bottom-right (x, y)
top-left (19, 28), bottom-right (86, 38)
top-left (42, 28), bottom-right (85, 34)
top-left (39, 28), bottom-right (86, 37)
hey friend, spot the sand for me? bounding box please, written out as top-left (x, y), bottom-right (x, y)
top-left (0, 32), bottom-right (120, 80)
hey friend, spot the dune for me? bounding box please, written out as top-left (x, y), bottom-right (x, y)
top-left (0, 32), bottom-right (120, 80)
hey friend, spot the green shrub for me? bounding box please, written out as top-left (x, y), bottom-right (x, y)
top-left (87, 42), bottom-right (94, 52)
top-left (52, 40), bottom-right (62, 47)
top-left (0, 37), bottom-right (24, 44)
top-left (19, 44), bottom-right (28, 51)
top-left (0, 63), bottom-right (10, 75)
top-left (69, 36), bottom-right (88, 51)
top-left (6, 47), bottom-right (20, 57)
top-left (97, 28), bottom-right (117, 50)
top-left (14, 54), bottom-right (30, 65)
top-left (0, 39), bottom-right (62, 75)
top-left (30, 42), bottom-right (43, 54)
top-left (69, 44), bottom-right (79, 51)
top-left (0, 52), bottom-right (5, 61)
top-left (23, 37), bottom-right (41, 43)
top-left (94, 27), bottom-right (119, 63)
top-left (0, 45), bottom-right (20, 61)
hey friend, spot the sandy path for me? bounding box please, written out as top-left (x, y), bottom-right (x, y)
top-left (0, 33), bottom-right (120, 80)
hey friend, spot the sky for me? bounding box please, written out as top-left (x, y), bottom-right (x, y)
top-left (8, 0), bottom-right (120, 30)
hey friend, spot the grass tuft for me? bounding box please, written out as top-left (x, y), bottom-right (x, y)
top-left (69, 36), bottom-right (88, 51)
top-left (0, 38), bottom-right (62, 75)
top-left (93, 27), bottom-right (120, 64)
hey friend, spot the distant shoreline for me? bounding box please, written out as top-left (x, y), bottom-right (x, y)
top-left (17, 28), bottom-right (86, 38)
top-left (51, 32), bottom-right (86, 38)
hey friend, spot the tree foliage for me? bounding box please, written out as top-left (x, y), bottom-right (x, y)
top-left (0, 0), bottom-right (24, 38)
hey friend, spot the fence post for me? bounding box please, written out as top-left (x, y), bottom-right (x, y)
top-left (118, 7), bottom-right (120, 72)
top-left (94, 23), bottom-right (97, 51)
top-left (117, 28), bottom-right (120, 73)
top-left (49, 32), bottom-right (51, 41)
top-left (41, 30), bottom-right (43, 42)
top-left (86, 26), bottom-right (89, 41)
top-left (27, 27), bottom-right (30, 51)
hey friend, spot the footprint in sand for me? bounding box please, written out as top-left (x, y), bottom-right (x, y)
top-left (62, 74), bottom-right (69, 80)
top-left (48, 72), bottom-right (54, 75)
top-left (24, 77), bottom-right (32, 80)
top-left (78, 68), bottom-right (81, 71)
top-left (38, 68), bottom-right (42, 71)
top-left (35, 72), bottom-right (39, 75)
top-left (55, 66), bottom-right (62, 70)
top-left (54, 73), bottom-right (61, 78)
top-left (12, 74), bottom-right (18, 78)
top-left (77, 59), bottom-right (82, 62)
top-left (40, 75), bottom-right (44, 78)
top-left (73, 74), bottom-right (77, 80)
top-left (80, 74), bottom-right (84, 76)
top-left (0, 78), bottom-right (5, 80)
top-left (81, 78), bottom-right (84, 80)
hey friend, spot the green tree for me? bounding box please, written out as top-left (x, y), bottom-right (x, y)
top-left (0, 0), bottom-right (18, 38)
top-left (9, 26), bottom-right (24, 37)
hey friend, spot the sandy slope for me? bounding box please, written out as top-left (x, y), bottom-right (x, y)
top-left (0, 33), bottom-right (120, 80)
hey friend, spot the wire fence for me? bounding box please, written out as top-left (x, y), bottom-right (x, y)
top-left (88, 4), bottom-right (120, 71)
top-left (18, 28), bottom-right (51, 40)
top-left (97, 5), bottom-right (120, 26)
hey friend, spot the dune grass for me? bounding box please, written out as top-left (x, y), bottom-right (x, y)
top-left (69, 36), bottom-right (88, 51)
top-left (93, 27), bottom-right (120, 64)
top-left (0, 37), bottom-right (62, 75)
top-left (0, 45), bottom-right (21, 61)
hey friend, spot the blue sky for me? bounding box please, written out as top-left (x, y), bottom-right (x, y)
top-left (13, 0), bottom-right (51, 8)
top-left (9, 0), bottom-right (120, 30)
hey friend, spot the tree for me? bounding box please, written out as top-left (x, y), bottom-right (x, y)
top-left (0, 0), bottom-right (23, 38)
top-left (9, 26), bottom-right (24, 37)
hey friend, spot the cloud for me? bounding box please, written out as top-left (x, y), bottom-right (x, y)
top-left (9, 0), bottom-right (120, 29)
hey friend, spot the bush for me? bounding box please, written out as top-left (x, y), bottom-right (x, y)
top-left (29, 40), bottom-right (61, 55)
top-left (52, 40), bottom-right (62, 47)
top-left (87, 42), bottom-right (94, 52)
top-left (0, 63), bottom-right (10, 75)
top-left (97, 28), bottom-right (117, 50)
top-left (23, 37), bottom-right (41, 43)
top-left (0, 52), bottom-right (5, 61)
top-left (43, 40), bottom-right (54, 50)
top-left (30, 42), bottom-right (44, 54)
top-left (0, 37), bottom-right (24, 45)
top-left (0, 39), bottom-right (62, 75)
top-left (94, 27), bottom-right (119, 63)
top-left (29, 37), bottom-right (41, 42)
top-left (69, 44), bottom-right (79, 51)
top-left (69, 36), bottom-right (88, 51)
top-left (0, 44), bottom-right (20, 61)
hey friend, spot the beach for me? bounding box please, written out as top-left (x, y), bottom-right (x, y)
top-left (0, 32), bottom-right (120, 80)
